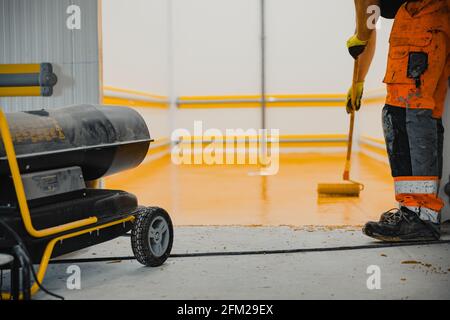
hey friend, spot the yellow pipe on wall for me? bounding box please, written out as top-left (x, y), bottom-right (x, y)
top-left (360, 141), bottom-right (388, 157)
top-left (103, 86), bottom-right (168, 100)
top-left (0, 64), bottom-right (41, 74)
top-left (102, 86), bottom-right (169, 109)
top-left (0, 87), bottom-right (42, 97)
top-left (361, 135), bottom-right (386, 145)
top-left (103, 96), bottom-right (169, 109)
top-left (101, 87), bottom-right (386, 109)
top-left (177, 134), bottom-right (347, 141)
top-left (177, 94), bottom-right (347, 109)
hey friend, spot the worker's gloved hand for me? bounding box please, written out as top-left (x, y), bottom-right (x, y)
top-left (346, 81), bottom-right (364, 114)
top-left (347, 34), bottom-right (368, 59)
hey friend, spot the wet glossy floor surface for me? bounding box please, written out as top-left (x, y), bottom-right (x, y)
top-left (105, 153), bottom-right (396, 226)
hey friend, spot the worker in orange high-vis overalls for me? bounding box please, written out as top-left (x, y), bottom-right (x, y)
top-left (347, 0), bottom-right (449, 241)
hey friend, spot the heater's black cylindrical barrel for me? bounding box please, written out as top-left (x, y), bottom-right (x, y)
top-left (0, 105), bottom-right (151, 180)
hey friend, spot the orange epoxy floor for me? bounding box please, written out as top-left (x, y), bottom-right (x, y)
top-left (105, 153), bottom-right (396, 226)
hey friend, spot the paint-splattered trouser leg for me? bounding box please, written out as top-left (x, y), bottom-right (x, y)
top-left (382, 104), bottom-right (444, 224)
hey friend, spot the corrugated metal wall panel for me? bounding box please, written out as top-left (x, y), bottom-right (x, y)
top-left (0, 0), bottom-right (100, 112)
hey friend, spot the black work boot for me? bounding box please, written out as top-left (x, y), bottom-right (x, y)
top-left (363, 207), bottom-right (440, 242)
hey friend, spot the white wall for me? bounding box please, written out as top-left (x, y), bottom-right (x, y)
top-left (172, 0), bottom-right (260, 97)
top-left (171, 0), bottom-right (393, 139)
top-left (102, 0), bottom-right (169, 95)
top-left (266, 2), bottom-right (392, 138)
top-left (171, 0), bottom-right (260, 131)
top-left (102, 0), bottom-right (393, 139)
top-left (266, 0), bottom-right (353, 94)
top-left (359, 19), bottom-right (393, 142)
top-left (102, 0), bottom-right (170, 141)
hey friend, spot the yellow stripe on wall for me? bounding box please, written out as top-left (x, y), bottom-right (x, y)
top-left (360, 142), bottom-right (388, 158)
top-left (177, 134), bottom-right (347, 142)
top-left (0, 64), bottom-right (41, 74)
top-left (103, 96), bottom-right (169, 109)
top-left (178, 101), bottom-right (346, 109)
top-left (361, 135), bottom-right (386, 145)
top-left (103, 86), bottom-right (168, 100)
top-left (279, 141), bottom-right (347, 148)
top-left (0, 87), bottom-right (42, 97)
top-left (359, 135), bottom-right (388, 159)
top-left (177, 94), bottom-right (347, 109)
top-left (143, 138), bottom-right (171, 159)
top-left (279, 134), bottom-right (347, 141)
top-left (177, 141), bottom-right (347, 147)
top-left (147, 144), bottom-right (171, 156)
top-left (179, 94), bottom-right (346, 100)
top-left (177, 91), bottom-right (387, 109)
top-left (362, 96), bottom-right (386, 106)
top-left (176, 134), bottom-right (348, 148)
top-left (101, 88), bottom-right (386, 110)
top-left (103, 86), bottom-right (169, 109)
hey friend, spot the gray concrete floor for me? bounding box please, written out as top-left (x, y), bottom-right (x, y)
top-left (25, 226), bottom-right (450, 300)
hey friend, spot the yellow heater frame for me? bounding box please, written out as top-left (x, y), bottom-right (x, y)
top-left (0, 107), bottom-right (134, 299)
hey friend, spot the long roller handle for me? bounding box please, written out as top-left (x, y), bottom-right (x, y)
top-left (343, 59), bottom-right (359, 181)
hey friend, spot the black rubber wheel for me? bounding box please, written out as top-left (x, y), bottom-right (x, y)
top-left (131, 207), bottom-right (173, 267)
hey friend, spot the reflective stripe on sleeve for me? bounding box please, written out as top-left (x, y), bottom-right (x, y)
top-left (395, 179), bottom-right (439, 195)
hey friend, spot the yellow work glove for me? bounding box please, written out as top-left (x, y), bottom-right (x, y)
top-left (347, 34), bottom-right (368, 59)
top-left (346, 81), bottom-right (364, 114)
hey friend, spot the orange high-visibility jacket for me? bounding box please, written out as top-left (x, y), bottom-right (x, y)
top-left (384, 0), bottom-right (450, 118)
